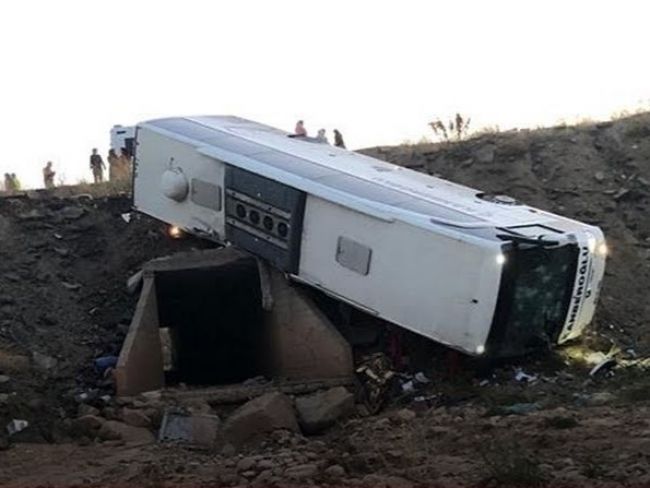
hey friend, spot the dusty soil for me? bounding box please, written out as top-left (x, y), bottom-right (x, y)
top-left (2, 114), bottom-right (650, 487)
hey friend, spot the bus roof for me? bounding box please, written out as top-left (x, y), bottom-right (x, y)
top-left (141, 116), bottom-right (569, 234)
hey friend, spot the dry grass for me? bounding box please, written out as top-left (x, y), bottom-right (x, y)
top-left (50, 179), bottom-right (131, 198)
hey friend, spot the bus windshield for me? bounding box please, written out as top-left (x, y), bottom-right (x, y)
top-left (488, 244), bottom-right (579, 356)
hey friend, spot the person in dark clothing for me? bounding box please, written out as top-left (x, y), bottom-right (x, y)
top-left (334, 129), bottom-right (346, 149)
top-left (90, 148), bottom-right (106, 183)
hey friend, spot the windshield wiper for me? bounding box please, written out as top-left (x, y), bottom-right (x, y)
top-left (496, 234), bottom-right (560, 248)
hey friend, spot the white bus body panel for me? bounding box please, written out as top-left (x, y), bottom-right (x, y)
top-left (134, 127), bottom-right (226, 240)
top-left (299, 196), bottom-right (501, 352)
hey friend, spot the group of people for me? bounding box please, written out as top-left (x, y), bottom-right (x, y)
top-left (2, 173), bottom-right (21, 192)
top-left (0, 148), bottom-right (133, 194)
top-left (293, 120), bottom-right (346, 148)
top-left (90, 148), bottom-right (132, 184)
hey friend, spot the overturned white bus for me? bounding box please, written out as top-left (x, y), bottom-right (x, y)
top-left (130, 116), bottom-right (607, 357)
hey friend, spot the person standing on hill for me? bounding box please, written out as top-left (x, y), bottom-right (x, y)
top-left (3, 173), bottom-right (11, 192)
top-left (107, 149), bottom-right (119, 181)
top-left (334, 129), bottom-right (346, 149)
top-left (117, 150), bottom-right (132, 180)
top-left (316, 128), bottom-right (329, 144)
top-left (10, 173), bottom-right (21, 190)
top-left (294, 120), bottom-right (307, 136)
top-left (43, 161), bottom-right (56, 189)
top-left (90, 148), bottom-right (106, 183)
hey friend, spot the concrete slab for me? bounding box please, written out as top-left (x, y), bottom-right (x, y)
top-left (115, 277), bottom-right (164, 396)
top-left (265, 268), bottom-right (354, 381)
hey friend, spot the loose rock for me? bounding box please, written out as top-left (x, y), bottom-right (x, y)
top-left (324, 464), bottom-right (346, 478)
top-left (295, 386), bottom-right (355, 434)
top-left (72, 415), bottom-right (105, 437)
top-left (222, 391), bottom-right (299, 446)
top-left (392, 408), bottom-right (417, 423)
top-left (121, 408), bottom-right (151, 428)
top-left (98, 420), bottom-right (155, 444)
top-left (283, 463), bottom-right (318, 480)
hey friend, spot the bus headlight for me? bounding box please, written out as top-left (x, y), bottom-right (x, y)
top-left (168, 225), bottom-right (183, 239)
top-left (496, 254), bottom-right (506, 265)
top-left (476, 344), bottom-right (486, 355)
top-left (586, 235), bottom-right (597, 253)
top-left (597, 242), bottom-right (608, 257)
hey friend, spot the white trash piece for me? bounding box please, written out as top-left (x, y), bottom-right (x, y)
top-left (6, 419), bottom-right (28, 436)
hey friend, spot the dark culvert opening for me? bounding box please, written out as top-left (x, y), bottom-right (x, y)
top-left (154, 259), bottom-right (264, 385)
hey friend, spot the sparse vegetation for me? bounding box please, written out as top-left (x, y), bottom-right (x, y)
top-left (429, 113), bottom-right (471, 142)
top-left (61, 178), bottom-right (132, 197)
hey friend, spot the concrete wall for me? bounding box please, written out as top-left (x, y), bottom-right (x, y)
top-left (115, 276), bottom-right (165, 396)
top-left (266, 268), bottom-right (353, 381)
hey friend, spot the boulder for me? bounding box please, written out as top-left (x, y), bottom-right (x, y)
top-left (32, 352), bottom-right (58, 370)
top-left (586, 391), bottom-right (616, 406)
top-left (72, 415), bottom-right (105, 437)
top-left (392, 408), bottom-right (417, 422)
top-left (324, 464), bottom-right (346, 478)
top-left (77, 404), bottom-right (100, 417)
top-left (222, 391), bottom-right (298, 446)
top-left (98, 420), bottom-right (155, 444)
top-left (283, 463), bottom-right (318, 480)
top-left (121, 408), bottom-right (151, 428)
top-left (59, 206), bottom-right (85, 221)
top-left (295, 387), bottom-right (354, 434)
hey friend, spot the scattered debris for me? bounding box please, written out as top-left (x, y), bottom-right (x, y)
top-left (125, 270), bottom-right (143, 294)
top-left (414, 371), bottom-right (430, 384)
top-left (53, 247), bottom-right (69, 257)
top-left (613, 188), bottom-right (631, 201)
top-left (356, 353), bottom-right (396, 414)
top-left (158, 409), bottom-right (220, 447)
top-left (493, 403), bottom-right (541, 416)
top-left (6, 419), bottom-right (29, 436)
top-left (121, 212), bottom-right (132, 223)
top-left (515, 369), bottom-right (538, 383)
top-left (94, 355), bottom-right (118, 375)
top-left (589, 357), bottom-right (617, 377)
top-left (61, 281), bottom-right (82, 291)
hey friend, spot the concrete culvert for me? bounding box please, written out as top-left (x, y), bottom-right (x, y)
top-left (115, 247), bottom-right (353, 397)
top-left (155, 258), bottom-right (263, 385)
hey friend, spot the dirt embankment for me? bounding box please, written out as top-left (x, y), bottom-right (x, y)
top-left (0, 193), bottom-right (210, 441)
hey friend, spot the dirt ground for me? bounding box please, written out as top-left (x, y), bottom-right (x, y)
top-left (2, 113), bottom-right (650, 487)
